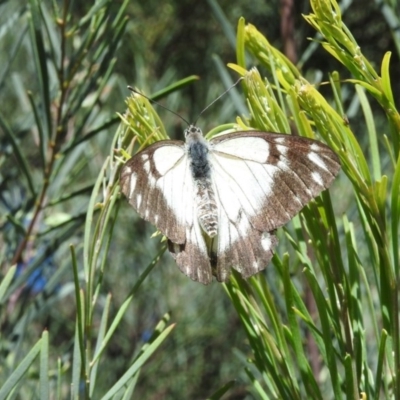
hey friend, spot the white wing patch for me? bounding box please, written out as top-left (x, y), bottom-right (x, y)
top-left (155, 155), bottom-right (193, 227)
top-left (143, 161), bottom-right (150, 173)
top-left (261, 232), bottom-right (272, 251)
top-left (153, 146), bottom-right (185, 175)
top-left (213, 136), bottom-right (270, 162)
top-left (310, 143), bottom-right (322, 152)
top-left (311, 171), bottom-right (324, 186)
top-left (308, 151), bottom-right (329, 171)
top-left (210, 153), bottom-right (277, 213)
top-left (129, 173), bottom-right (137, 198)
top-left (274, 137), bottom-right (286, 144)
top-left (276, 144), bottom-right (288, 157)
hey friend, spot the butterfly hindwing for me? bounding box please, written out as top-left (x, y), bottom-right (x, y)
top-left (168, 223), bottom-right (213, 284)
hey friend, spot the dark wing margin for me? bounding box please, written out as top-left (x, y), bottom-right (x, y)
top-left (120, 140), bottom-right (191, 244)
top-left (208, 131), bottom-right (340, 281)
top-left (211, 131), bottom-right (341, 232)
top-left (121, 131), bottom-right (340, 284)
top-left (121, 139), bottom-right (214, 284)
top-left (168, 220), bottom-right (213, 285)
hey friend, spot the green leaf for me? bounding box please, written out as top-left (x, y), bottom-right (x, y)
top-left (344, 354), bottom-right (358, 399)
top-left (0, 265), bottom-right (16, 303)
top-left (56, 357), bottom-right (62, 400)
top-left (206, 0), bottom-right (236, 48)
top-left (212, 54), bottom-right (247, 115)
top-left (381, 52), bottom-right (395, 105)
top-left (89, 293), bottom-right (112, 397)
top-left (0, 25), bottom-right (28, 87)
top-left (40, 330), bottom-right (49, 400)
top-left (304, 268), bottom-right (343, 400)
top-left (0, 111), bottom-right (36, 197)
top-left (392, 153), bottom-right (400, 277)
top-left (27, 90), bottom-right (47, 170)
top-left (78, 0), bottom-right (112, 27)
top-left (374, 176), bottom-right (388, 219)
top-left (91, 246), bottom-right (165, 366)
top-left (71, 320), bottom-right (83, 399)
top-left (207, 380), bottom-right (236, 400)
top-left (83, 157), bottom-right (110, 280)
top-left (356, 84), bottom-right (381, 180)
top-left (28, 0), bottom-right (51, 137)
top-left (150, 75), bottom-right (200, 101)
top-left (70, 245), bottom-right (85, 373)
top-left (282, 259), bottom-right (322, 400)
top-left (120, 371), bottom-right (140, 400)
top-left (0, 337), bottom-right (42, 398)
top-left (236, 17), bottom-right (246, 69)
top-left (346, 79), bottom-right (383, 100)
top-left (374, 330), bottom-right (388, 400)
top-left (244, 367), bottom-right (269, 399)
top-left (100, 323), bottom-right (175, 400)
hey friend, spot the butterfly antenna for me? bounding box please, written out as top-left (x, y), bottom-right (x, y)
top-left (127, 86), bottom-right (190, 126)
top-left (193, 77), bottom-right (243, 125)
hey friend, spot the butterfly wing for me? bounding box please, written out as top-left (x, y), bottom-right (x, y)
top-left (120, 140), bottom-right (213, 284)
top-left (167, 224), bottom-right (213, 284)
top-left (121, 131), bottom-right (340, 285)
top-left (209, 131), bottom-right (340, 280)
top-left (120, 140), bottom-right (192, 243)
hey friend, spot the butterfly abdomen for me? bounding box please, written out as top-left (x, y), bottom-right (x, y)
top-left (196, 178), bottom-right (218, 237)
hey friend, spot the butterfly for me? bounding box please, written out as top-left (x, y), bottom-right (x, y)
top-left (120, 125), bottom-right (340, 284)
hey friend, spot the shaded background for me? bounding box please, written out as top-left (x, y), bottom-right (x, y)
top-left (1, 0), bottom-right (398, 398)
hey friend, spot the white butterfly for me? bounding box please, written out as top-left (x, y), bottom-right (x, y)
top-left (120, 125), bottom-right (340, 284)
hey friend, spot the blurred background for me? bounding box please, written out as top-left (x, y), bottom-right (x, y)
top-left (0, 0), bottom-right (398, 398)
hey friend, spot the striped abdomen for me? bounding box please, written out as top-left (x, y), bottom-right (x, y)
top-left (196, 178), bottom-right (218, 237)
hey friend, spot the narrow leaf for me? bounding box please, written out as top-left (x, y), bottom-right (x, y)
top-left (381, 52), bottom-right (394, 105)
top-left (28, 0), bottom-right (51, 136)
top-left (100, 324), bottom-right (175, 400)
top-left (40, 330), bottom-right (49, 400)
top-left (207, 380), bottom-right (236, 400)
top-left (0, 265), bottom-right (17, 303)
top-left (0, 111), bottom-right (36, 197)
top-left (0, 338), bottom-right (42, 398)
top-left (392, 153), bottom-right (400, 276)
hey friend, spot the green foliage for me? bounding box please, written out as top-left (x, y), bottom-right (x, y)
top-left (0, 0), bottom-right (175, 398)
top-left (1, 0), bottom-right (399, 399)
top-left (224, 3), bottom-right (399, 398)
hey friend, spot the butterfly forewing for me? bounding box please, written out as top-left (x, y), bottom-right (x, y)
top-left (120, 140), bottom-right (193, 244)
top-left (210, 131), bottom-right (340, 231)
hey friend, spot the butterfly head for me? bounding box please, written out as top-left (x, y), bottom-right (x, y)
top-left (184, 125), bottom-right (203, 140)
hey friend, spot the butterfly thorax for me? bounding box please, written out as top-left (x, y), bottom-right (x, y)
top-left (185, 125), bottom-right (210, 179)
top-left (185, 125), bottom-right (218, 237)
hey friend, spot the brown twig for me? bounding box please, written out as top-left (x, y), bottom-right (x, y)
top-left (280, 0), bottom-right (297, 64)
